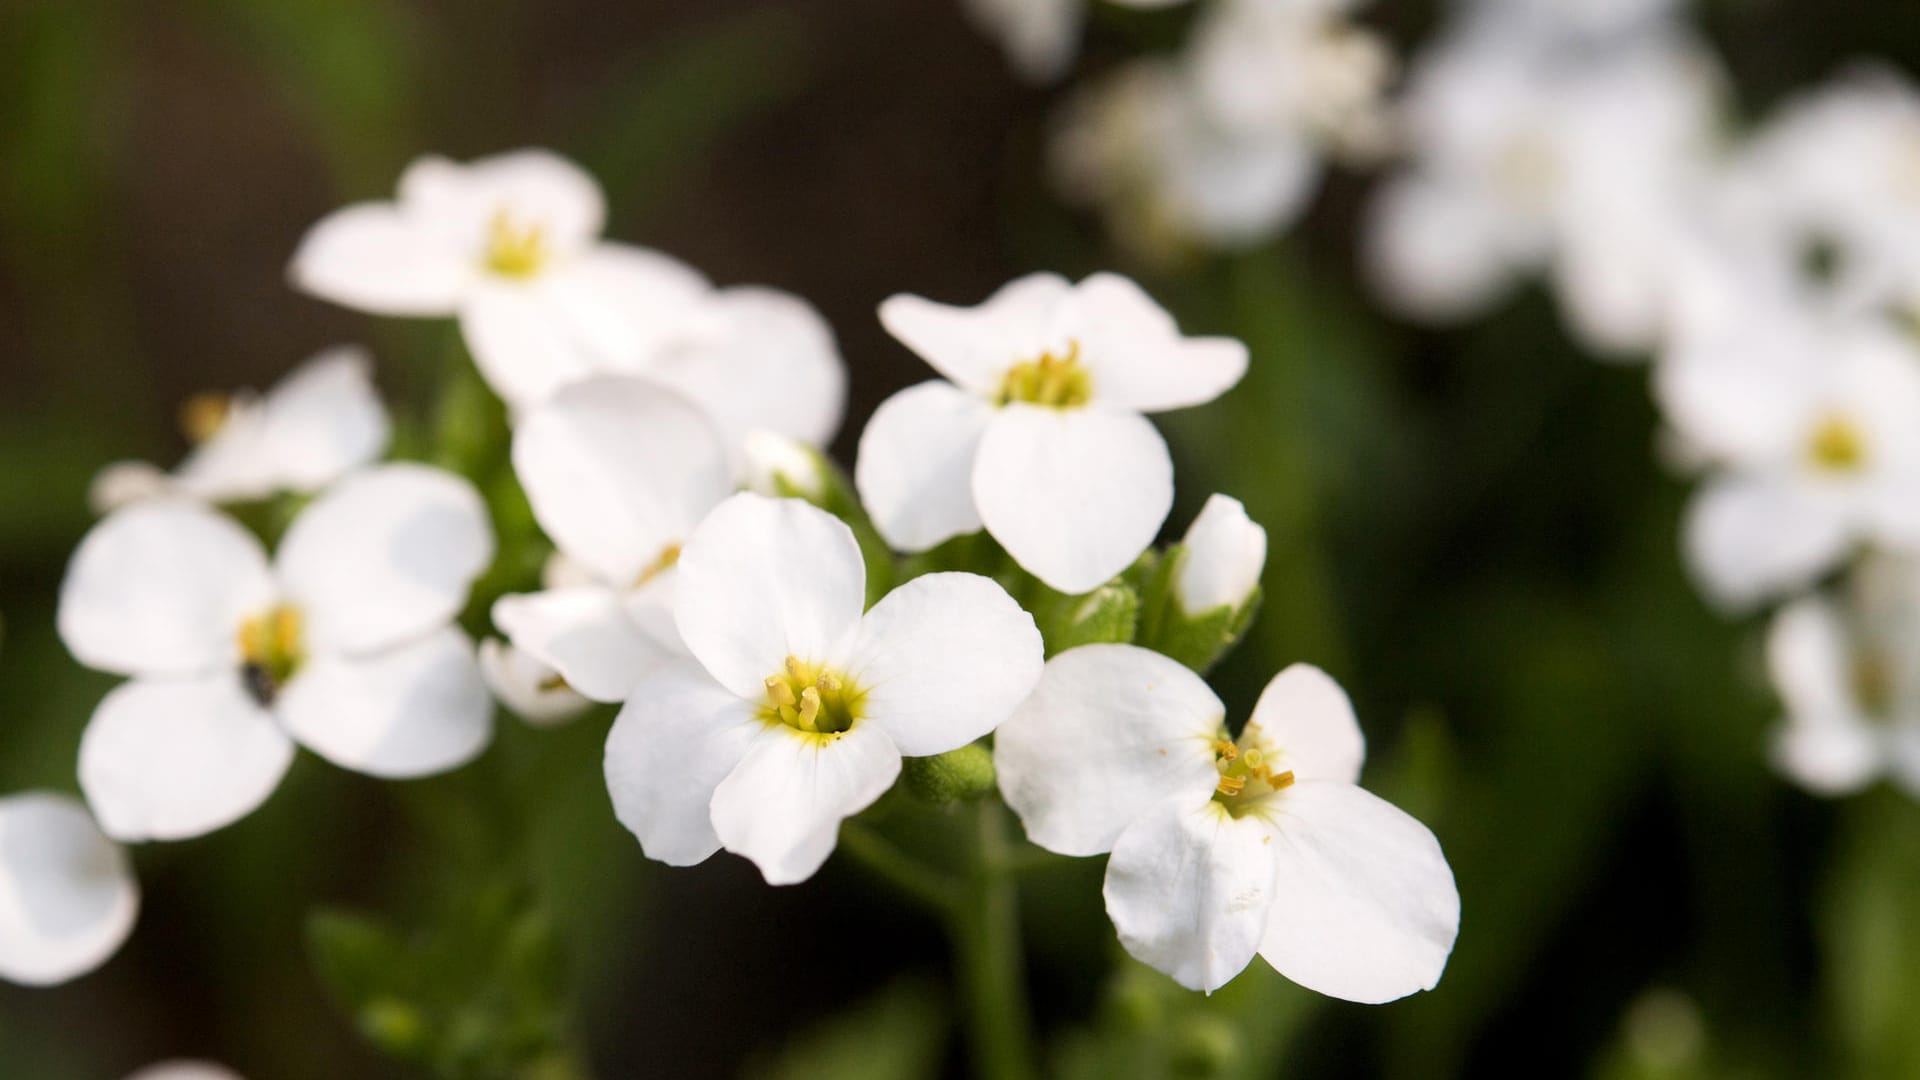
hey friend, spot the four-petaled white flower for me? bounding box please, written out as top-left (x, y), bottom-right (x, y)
top-left (90, 348), bottom-right (389, 513)
top-left (1656, 307), bottom-right (1920, 611)
top-left (605, 493), bottom-right (1044, 884)
top-left (1175, 494), bottom-right (1267, 617)
top-left (0, 792), bottom-right (138, 987)
top-left (858, 273), bottom-right (1247, 594)
top-left (493, 376), bottom-right (733, 704)
top-left (1766, 556), bottom-right (1920, 797)
top-left (60, 465), bottom-right (496, 841)
top-left (290, 149), bottom-right (710, 412)
top-left (995, 644), bottom-right (1458, 999)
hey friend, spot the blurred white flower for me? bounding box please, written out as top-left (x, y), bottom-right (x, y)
top-left (741, 429), bottom-right (828, 500)
top-left (123, 1064), bottom-right (245, 1080)
top-left (492, 377), bottom-right (731, 704)
top-left (1718, 69), bottom-right (1920, 317)
top-left (605, 493), bottom-right (1043, 884)
top-left (479, 638), bottom-right (591, 727)
top-left (1365, 18), bottom-right (1723, 354)
top-left (290, 149), bottom-right (709, 410)
top-left (1656, 306), bottom-right (1920, 612)
top-left (995, 645), bottom-right (1458, 998)
top-left (59, 465), bottom-right (496, 841)
top-left (89, 348), bottom-right (389, 513)
top-left (1175, 494), bottom-right (1267, 616)
top-left (858, 273), bottom-right (1246, 594)
top-left (1767, 558), bottom-right (1920, 797)
top-left (0, 792), bottom-right (138, 987)
top-left (965, 0), bottom-right (1191, 84)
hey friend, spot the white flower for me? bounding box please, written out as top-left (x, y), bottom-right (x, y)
top-left (0, 792), bottom-right (138, 987)
top-left (858, 273), bottom-right (1247, 594)
top-left (1656, 308), bottom-right (1920, 611)
top-left (995, 644), bottom-right (1458, 999)
top-left (124, 1064), bottom-right (244, 1080)
top-left (479, 639), bottom-right (591, 727)
top-left (492, 377), bottom-right (732, 704)
top-left (1766, 558), bottom-right (1920, 797)
top-left (290, 149), bottom-right (710, 411)
top-left (965, 0), bottom-right (1192, 84)
top-left (742, 429), bottom-right (829, 500)
top-left (1175, 494), bottom-right (1267, 616)
top-left (1365, 19), bottom-right (1722, 353)
top-left (59, 465), bottom-right (496, 841)
top-left (604, 493), bottom-right (1044, 884)
top-left (89, 348), bottom-right (389, 513)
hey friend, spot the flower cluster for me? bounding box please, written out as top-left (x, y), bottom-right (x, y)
top-left (1, 144), bottom-right (1459, 1017)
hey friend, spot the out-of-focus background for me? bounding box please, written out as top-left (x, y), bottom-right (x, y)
top-left (4, 1), bottom-right (1920, 1077)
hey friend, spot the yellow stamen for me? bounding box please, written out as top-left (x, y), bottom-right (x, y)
top-left (998, 340), bottom-right (1093, 409)
top-left (180, 393), bottom-right (232, 444)
top-left (796, 687), bottom-right (823, 732)
top-left (236, 604), bottom-right (305, 703)
top-left (761, 654), bottom-right (864, 736)
top-left (484, 209), bottom-right (550, 278)
top-left (634, 544), bottom-right (681, 588)
top-left (1808, 414), bottom-right (1868, 473)
top-left (1215, 774), bottom-right (1247, 797)
top-left (765, 676), bottom-right (798, 709)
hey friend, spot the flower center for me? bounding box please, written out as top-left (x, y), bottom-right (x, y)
top-left (237, 604), bottom-right (305, 705)
top-left (1807, 413), bottom-right (1868, 474)
top-left (1210, 735), bottom-right (1295, 817)
top-left (179, 393), bottom-right (233, 444)
top-left (483, 209), bottom-right (550, 278)
top-left (1494, 132), bottom-right (1560, 208)
top-left (998, 341), bottom-right (1093, 409)
top-left (1853, 649), bottom-right (1895, 717)
top-left (762, 655), bottom-right (864, 736)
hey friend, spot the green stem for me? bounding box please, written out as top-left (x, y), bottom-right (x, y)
top-left (949, 800), bottom-right (1036, 1080)
top-left (839, 821), bottom-right (959, 915)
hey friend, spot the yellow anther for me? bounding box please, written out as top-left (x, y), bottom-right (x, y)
top-left (1215, 774), bottom-right (1247, 797)
top-left (796, 687), bottom-right (823, 732)
top-left (1272, 769), bottom-right (1297, 791)
top-left (816, 671), bottom-right (841, 693)
top-left (635, 544), bottom-right (681, 588)
top-left (1213, 738), bottom-right (1239, 762)
top-left (180, 393), bottom-right (232, 444)
top-left (236, 604), bottom-right (305, 704)
top-left (484, 209), bottom-right (550, 278)
top-left (1808, 414), bottom-right (1868, 473)
top-left (765, 676), bottom-right (798, 709)
top-left (786, 655), bottom-right (807, 682)
top-left (1242, 748), bottom-right (1264, 768)
top-left (998, 340), bottom-right (1093, 409)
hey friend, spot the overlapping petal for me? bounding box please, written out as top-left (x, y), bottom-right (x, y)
top-left (855, 381), bottom-right (994, 553)
top-left (0, 793), bottom-right (139, 987)
top-left (277, 626), bottom-right (492, 778)
top-left (709, 722), bottom-right (903, 885)
top-left (604, 660), bottom-right (763, 866)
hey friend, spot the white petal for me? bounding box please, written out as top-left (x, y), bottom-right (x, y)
top-left (1364, 176), bottom-right (1518, 323)
top-left (1770, 719), bottom-right (1883, 796)
top-left (973, 405), bottom-right (1173, 594)
top-left (399, 149), bottom-right (605, 258)
top-left (79, 674), bottom-right (294, 842)
top-left (642, 286), bottom-right (848, 452)
top-left (88, 461), bottom-right (172, 514)
top-left (1766, 598), bottom-right (1858, 725)
top-left (964, 0), bottom-right (1083, 82)
top-left (1244, 665), bottom-right (1364, 785)
top-left (123, 1063), bottom-right (245, 1080)
top-left (478, 638), bottom-right (591, 726)
top-left (834, 572), bottom-right (1043, 757)
top-left (709, 722), bottom-right (903, 885)
top-left (1683, 476), bottom-right (1852, 613)
top-left (459, 280), bottom-right (603, 411)
top-left (278, 627), bottom-right (492, 778)
top-left (603, 660), bottom-right (762, 866)
top-left (535, 243), bottom-right (712, 368)
top-left (673, 493), bottom-right (868, 698)
top-left (60, 502), bottom-right (274, 678)
top-left (276, 464), bottom-right (493, 656)
top-left (493, 585), bottom-right (679, 704)
top-left (1258, 781), bottom-right (1460, 1004)
top-left (511, 376), bottom-right (732, 586)
top-left (1103, 797), bottom-right (1279, 993)
top-left (995, 644), bottom-right (1224, 857)
top-left (1175, 494), bottom-right (1267, 616)
top-left (879, 274), bottom-right (1073, 395)
top-left (253, 346), bottom-right (392, 492)
top-left (855, 381), bottom-right (993, 553)
top-left (289, 203), bottom-right (474, 315)
top-left (0, 793), bottom-right (138, 987)
top-left (1067, 274), bottom-right (1247, 413)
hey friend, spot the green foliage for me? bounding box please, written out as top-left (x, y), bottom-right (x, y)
top-left (746, 980), bottom-right (951, 1080)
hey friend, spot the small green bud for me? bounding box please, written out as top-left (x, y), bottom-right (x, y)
top-left (901, 743), bottom-right (997, 803)
top-left (359, 996), bottom-right (429, 1058)
top-left (1042, 581), bottom-right (1140, 656)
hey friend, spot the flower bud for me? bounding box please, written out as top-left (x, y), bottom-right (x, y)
top-left (901, 743), bottom-right (997, 804)
top-left (479, 639), bottom-right (590, 727)
top-left (1175, 495), bottom-right (1266, 616)
top-left (742, 429), bottom-right (827, 500)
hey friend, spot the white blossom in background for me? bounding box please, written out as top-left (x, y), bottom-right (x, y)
top-left (1365, 16), bottom-right (1723, 354)
top-left (89, 348), bottom-right (389, 513)
top-left (965, 0), bottom-right (1191, 84)
top-left (1050, 2), bottom-right (1391, 259)
top-left (741, 429), bottom-right (829, 501)
top-left (605, 494), bottom-right (1043, 884)
top-left (1175, 493), bottom-right (1267, 616)
top-left (0, 792), bottom-right (138, 987)
top-left (1767, 556), bottom-right (1920, 797)
top-left (479, 639), bottom-right (591, 727)
top-left (493, 377), bottom-right (732, 705)
top-left (290, 150), bottom-right (848, 442)
top-left (1655, 297), bottom-right (1920, 612)
top-left (858, 273), bottom-right (1246, 594)
top-left (123, 1063), bottom-right (245, 1080)
top-left (1717, 69), bottom-right (1920, 318)
top-left (59, 465), bottom-right (495, 842)
top-left (995, 644), bottom-right (1458, 998)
